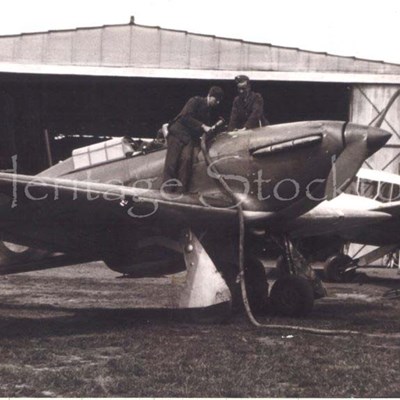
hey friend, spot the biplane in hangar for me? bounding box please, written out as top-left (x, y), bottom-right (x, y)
top-left (281, 167), bottom-right (400, 282)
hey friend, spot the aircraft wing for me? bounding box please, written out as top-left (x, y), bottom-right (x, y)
top-left (0, 172), bottom-right (273, 253)
top-left (371, 200), bottom-right (400, 216)
top-left (284, 196), bottom-right (394, 238)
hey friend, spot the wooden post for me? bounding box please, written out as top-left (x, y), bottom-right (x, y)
top-left (44, 128), bottom-right (53, 167)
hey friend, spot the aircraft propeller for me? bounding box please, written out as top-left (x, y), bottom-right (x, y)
top-left (325, 123), bottom-right (391, 200)
top-left (326, 88), bottom-right (399, 199)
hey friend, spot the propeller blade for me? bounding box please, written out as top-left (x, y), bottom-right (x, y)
top-left (325, 141), bottom-right (367, 200)
top-left (325, 124), bottom-right (391, 200)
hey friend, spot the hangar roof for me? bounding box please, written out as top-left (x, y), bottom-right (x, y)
top-left (0, 21), bottom-right (399, 83)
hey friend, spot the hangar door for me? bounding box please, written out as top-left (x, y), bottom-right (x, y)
top-left (350, 84), bottom-right (400, 173)
top-left (349, 84), bottom-right (400, 265)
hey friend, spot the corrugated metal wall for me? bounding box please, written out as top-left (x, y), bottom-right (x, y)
top-left (1, 24), bottom-right (400, 76)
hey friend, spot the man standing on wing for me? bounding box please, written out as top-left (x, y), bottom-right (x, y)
top-left (162, 86), bottom-right (224, 193)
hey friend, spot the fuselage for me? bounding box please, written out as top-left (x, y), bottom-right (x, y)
top-left (39, 120), bottom-right (389, 222)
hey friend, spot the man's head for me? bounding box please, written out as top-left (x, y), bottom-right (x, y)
top-left (235, 75), bottom-right (251, 98)
top-left (207, 86), bottom-right (224, 107)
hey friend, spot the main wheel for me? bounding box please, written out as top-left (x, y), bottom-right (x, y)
top-left (323, 254), bottom-right (355, 283)
top-left (276, 255), bottom-right (288, 276)
top-left (244, 257), bottom-right (269, 315)
top-left (218, 258), bottom-right (269, 315)
top-left (270, 275), bottom-right (314, 317)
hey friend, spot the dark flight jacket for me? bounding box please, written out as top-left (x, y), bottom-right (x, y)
top-left (228, 91), bottom-right (268, 131)
top-left (168, 96), bottom-right (214, 144)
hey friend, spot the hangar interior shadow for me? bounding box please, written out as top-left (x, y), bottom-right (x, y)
top-left (0, 72), bottom-right (350, 174)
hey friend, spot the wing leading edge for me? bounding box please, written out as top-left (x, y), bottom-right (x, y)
top-left (0, 172), bottom-right (273, 252)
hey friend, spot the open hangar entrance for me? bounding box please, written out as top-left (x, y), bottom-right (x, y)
top-left (0, 20), bottom-right (398, 175)
top-left (0, 71), bottom-right (350, 174)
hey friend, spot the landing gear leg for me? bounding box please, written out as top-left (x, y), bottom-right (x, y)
top-left (271, 236), bottom-right (325, 317)
top-left (277, 237), bottom-right (327, 298)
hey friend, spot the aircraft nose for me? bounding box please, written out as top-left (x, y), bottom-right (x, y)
top-left (366, 126), bottom-right (392, 155)
top-left (343, 123), bottom-right (391, 157)
top-left (325, 123), bottom-right (391, 199)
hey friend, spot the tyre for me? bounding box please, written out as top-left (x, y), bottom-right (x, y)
top-left (270, 275), bottom-right (314, 317)
top-left (323, 254), bottom-right (355, 283)
top-left (244, 257), bottom-right (269, 315)
top-left (218, 258), bottom-right (269, 315)
top-left (276, 255), bottom-right (289, 276)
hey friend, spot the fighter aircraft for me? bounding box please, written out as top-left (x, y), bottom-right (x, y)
top-left (0, 120), bottom-right (390, 318)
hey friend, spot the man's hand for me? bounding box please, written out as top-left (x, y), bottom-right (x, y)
top-left (201, 124), bottom-right (212, 133)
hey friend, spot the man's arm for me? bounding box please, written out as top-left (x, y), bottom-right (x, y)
top-left (244, 93), bottom-right (265, 129)
top-left (178, 97), bottom-right (207, 134)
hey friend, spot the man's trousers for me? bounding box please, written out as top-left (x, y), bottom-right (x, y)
top-left (162, 133), bottom-right (194, 192)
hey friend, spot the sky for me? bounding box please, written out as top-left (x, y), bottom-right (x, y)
top-left (0, 0), bottom-right (399, 64)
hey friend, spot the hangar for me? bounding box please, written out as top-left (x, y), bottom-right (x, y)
top-left (0, 19), bottom-right (399, 174)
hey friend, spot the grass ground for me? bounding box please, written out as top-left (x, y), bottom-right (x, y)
top-left (0, 262), bottom-right (400, 397)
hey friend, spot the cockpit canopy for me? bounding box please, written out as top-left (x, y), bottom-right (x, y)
top-left (71, 136), bottom-right (165, 170)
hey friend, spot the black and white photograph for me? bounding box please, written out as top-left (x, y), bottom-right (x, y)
top-left (0, 0), bottom-right (400, 397)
